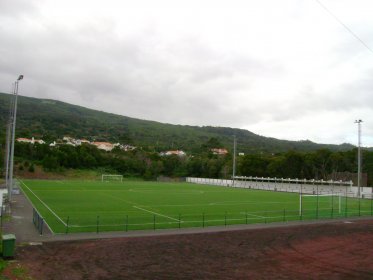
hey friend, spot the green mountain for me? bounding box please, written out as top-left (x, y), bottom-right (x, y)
top-left (0, 92), bottom-right (355, 154)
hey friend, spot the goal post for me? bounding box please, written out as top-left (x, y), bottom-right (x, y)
top-left (101, 174), bottom-right (123, 182)
top-left (299, 194), bottom-right (342, 216)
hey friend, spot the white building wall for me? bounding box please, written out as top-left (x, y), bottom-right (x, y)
top-left (186, 177), bottom-right (366, 198)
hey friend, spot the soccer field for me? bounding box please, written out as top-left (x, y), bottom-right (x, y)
top-left (19, 179), bottom-right (372, 234)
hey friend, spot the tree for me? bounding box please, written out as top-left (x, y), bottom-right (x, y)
top-left (281, 151), bottom-right (305, 178)
top-left (238, 155), bottom-right (269, 177)
top-left (28, 164), bottom-right (35, 173)
top-left (42, 155), bottom-right (59, 171)
top-left (267, 156), bottom-right (286, 178)
top-left (200, 137), bottom-right (224, 154)
top-left (311, 149), bottom-right (333, 179)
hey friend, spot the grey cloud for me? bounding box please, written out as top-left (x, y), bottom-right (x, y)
top-left (265, 70), bottom-right (373, 123)
top-left (0, 0), bottom-right (39, 18)
top-left (4, 1), bottom-right (372, 143)
top-left (0, 16), bottom-right (271, 128)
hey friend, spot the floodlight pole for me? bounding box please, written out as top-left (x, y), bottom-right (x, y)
top-left (8, 75), bottom-right (23, 201)
top-left (4, 86), bottom-right (15, 196)
top-left (355, 119), bottom-right (362, 198)
top-left (232, 135), bottom-right (237, 187)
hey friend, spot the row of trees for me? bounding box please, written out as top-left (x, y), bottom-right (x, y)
top-left (2, 141), bottom-right (372, 185)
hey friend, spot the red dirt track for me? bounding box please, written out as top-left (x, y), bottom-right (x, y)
top-left (11, 220), bottom-right (373, 279)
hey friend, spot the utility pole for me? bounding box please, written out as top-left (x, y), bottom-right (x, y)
top-left (355, 119), bottom-right (362, 198)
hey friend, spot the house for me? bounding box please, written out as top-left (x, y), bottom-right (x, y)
top-left (120, 144), bottom-right (136, 151)
top-left (34, 138), bottom-right (45, 144)
top-left (211, 148), bottom-right (228, 155)
top-left (63, 136), bottom-right (74, 142)
top-left (63, 137), bottom-right (92, 146)
top-left (16, 137), bottom-right (45, 145)
top-left (160, 150), bottom-right (186, 157)
top-left (75, 139), bottom-right (91, 145)
top-left (63, 136), bottom-right (76, 146)
top-left (91, 142), bottom-right (114, 151)
top-left (16, 137), bottom-right (33, 144)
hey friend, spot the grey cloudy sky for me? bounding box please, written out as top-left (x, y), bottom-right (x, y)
top-left (1, 0), bottom-right (373, 146)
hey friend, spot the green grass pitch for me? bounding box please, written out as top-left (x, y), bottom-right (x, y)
top-left (19, 179), bottom-right (372, 234)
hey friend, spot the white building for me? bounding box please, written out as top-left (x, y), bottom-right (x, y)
top-left (16, 137), bottom-right (45, 145)
top-left (211, 148), bottom-right (228, 155)
top-left (120, 144), bottom-right (136, 151)
top-left (91, 142), bottom-right (115, 151)
top-left (160, 150), bottom-right (186, 157)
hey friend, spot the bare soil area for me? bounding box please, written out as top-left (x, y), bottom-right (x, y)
top-left (8, 220), bottom-right (373, 280)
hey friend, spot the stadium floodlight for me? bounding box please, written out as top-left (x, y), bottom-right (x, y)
top-left (354, 119), bottom-right (362, 197)
top-left (7, 75), bottom-right (24, 201)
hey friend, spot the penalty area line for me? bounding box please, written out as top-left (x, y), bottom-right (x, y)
top-left (19, 180), bottom-right (67, 227)
top-left (133, 205), bottom-right (181, 222)
top-left (246, 213), bottom-right (266, 218)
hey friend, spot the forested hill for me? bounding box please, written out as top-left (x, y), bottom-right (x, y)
top-left (0, 92), bottom-right (354, 154)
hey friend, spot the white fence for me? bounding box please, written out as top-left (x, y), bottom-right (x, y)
top-left (186, 177), bottom-right (373, 198)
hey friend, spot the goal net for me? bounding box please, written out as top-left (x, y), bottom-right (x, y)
top-left (300, 194), bottom-right (342, 216)
top-left (101, 174), bottom-right (123, 182)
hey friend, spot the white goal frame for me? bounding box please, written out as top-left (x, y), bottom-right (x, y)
top-left (299, 194), bottom-right (342, 215)
top-left (101, 174), bottom-right (123, 182)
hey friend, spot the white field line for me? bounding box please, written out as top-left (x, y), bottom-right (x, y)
top-left (150, 200), bottom-right (291, 208)
top-left (101, 192), bottom-right (182, 222)
top-left (246, 213), bottom-right (266, 218)
top-left (129, 189), bottom-right (204, 194)
top-left (132, 206), bottom-right (180, 222)
top-left (19, 180), bottom-right (67, 227)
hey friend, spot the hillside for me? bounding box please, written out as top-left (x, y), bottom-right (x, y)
top-left (0, 92), bottom-right (354, 154)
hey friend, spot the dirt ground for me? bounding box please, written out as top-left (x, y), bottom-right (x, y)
top-left (6, 219), bottom-right (373, 280)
